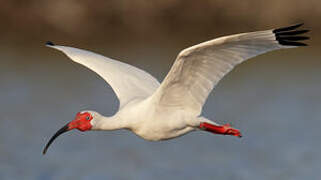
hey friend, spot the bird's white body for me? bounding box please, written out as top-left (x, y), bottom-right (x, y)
top-left (46, 24), bottom-right (308, 141)
top-left (90, 97), bottom-right (199, 141)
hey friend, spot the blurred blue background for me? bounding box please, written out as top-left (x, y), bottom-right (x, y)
top-left (0, 0), bottom-right (320, 179)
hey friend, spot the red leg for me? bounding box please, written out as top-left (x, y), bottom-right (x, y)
top-left (199, 122), bottom-right (242, 138)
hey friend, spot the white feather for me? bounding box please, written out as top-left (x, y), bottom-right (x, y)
top-left (151, 29), bottom-right (291, 115)
top-left (47, 45), bottom-right (160, 109)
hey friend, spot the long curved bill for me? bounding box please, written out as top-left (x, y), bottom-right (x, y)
top-left (42, 124), bottom-right (70, 155)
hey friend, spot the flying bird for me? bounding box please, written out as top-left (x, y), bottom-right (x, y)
top-left (43, 24), bottom-right (309, 154)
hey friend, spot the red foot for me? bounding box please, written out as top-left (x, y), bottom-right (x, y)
top-left (199, 122), bottom-right (242, 138)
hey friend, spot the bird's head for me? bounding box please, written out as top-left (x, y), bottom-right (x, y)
top-left (42, 110), bottom-right (101, 155)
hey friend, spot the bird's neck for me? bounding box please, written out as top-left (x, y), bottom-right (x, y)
top-left (94, 114), bottom-right (128, 131)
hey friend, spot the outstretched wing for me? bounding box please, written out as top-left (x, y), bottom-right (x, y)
top-left (47, 43), bottom-right (160, 109)
top-left (151, 24), bottom-right (309, 115)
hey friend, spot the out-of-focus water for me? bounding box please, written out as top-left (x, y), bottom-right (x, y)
top-left (0, 45), bottom-right (320, 180)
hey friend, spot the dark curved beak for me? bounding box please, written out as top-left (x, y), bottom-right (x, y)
top-left (43, 124), bottom-right (70, 155)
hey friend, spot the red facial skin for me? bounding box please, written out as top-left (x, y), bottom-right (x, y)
top-left (68, 112), bottom-right (93, 131)
top-left (199, 122), bottom-right (242, 137)
top-left (42, 112), bottom-right (94, 155)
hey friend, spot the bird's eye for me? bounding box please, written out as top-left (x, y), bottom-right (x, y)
top-left (86, 116), bottom-right (90, 120)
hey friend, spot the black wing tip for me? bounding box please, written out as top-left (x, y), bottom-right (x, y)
top-left (273, 23), bottom-right (310, 47)
top-left (46, 41), bottom-right (55, 46)
top-left (277, 40), bottom-right (308, 46)
top-left (273, 23), bottom-right (304, 33)
top-left (276, 36), bottom-right (310, 41)
top-left (276, 29), bottom-right (310, 36)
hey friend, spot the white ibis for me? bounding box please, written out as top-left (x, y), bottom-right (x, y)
top-left (43, 24), bottom-right (309, 154)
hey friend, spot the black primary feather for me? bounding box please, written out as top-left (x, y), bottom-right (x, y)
top-left (273, 23), bottom-right (310, 46)
top-left (46, 41), bottom-right (55, 46)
